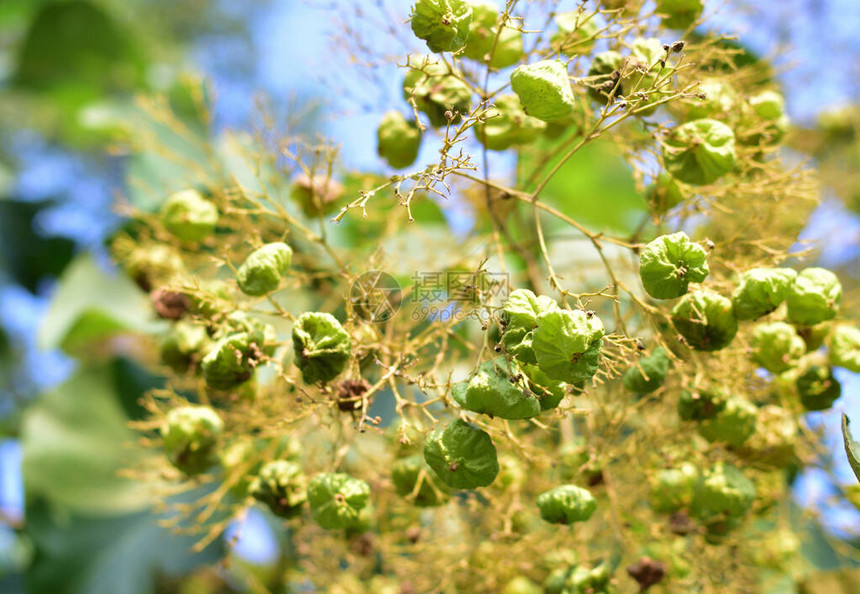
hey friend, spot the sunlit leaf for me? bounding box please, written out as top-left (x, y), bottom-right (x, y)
top-left (38, 255), bottom-right (159, 353)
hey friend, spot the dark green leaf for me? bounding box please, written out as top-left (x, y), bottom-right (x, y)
top-left (842, 413), bottom-right (860, 483)
top-left (0, 200), bottom-right (75, 293)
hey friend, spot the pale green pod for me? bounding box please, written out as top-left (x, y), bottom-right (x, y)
top-left (510, 60), bottom-right (575, 122)
top-left (662, 119), bottom-right (736, 185)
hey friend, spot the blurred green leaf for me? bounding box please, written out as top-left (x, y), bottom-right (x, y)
top-left (842, 414), bottom-right (860, 483)
top-left (0, 200), bottom-right (75, 293)
top-left (20, 362), bottom-right (158, 515)
top-left (38, 254), bottom-right (159, 353)
top-left (519, 138), bottom-right (648, 234)
top-left (26, 492), bottom-right (223, 594)
top-left (14, 1), bottom-right (145, 95)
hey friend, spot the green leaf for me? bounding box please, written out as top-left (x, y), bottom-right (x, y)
top-left (14, 1), bottom-right (145, 94)
top-left (0, 200), bottom-right (75, 293)
top-left (841, 414), bottom-right (860, 483)
top-left (20, 363), bottom-right (158, 515)
top-left (519, 138), bottom-right (648, 234)
top-left (38, 255), bottom-right (158, 353)
top-left (26, 492), bottom-right (223, 594)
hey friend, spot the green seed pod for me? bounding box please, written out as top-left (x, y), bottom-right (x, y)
top-left (536, 484), bottom-right (597, 524)
top-left (731, 267), bottom-right (797, 320)
top-left (671, 290), bottom-right (738, 351)
top-left (410, 0), bottom-right (473, 54)
top-left (786, 268), bottom-right (842, 326)
top-left (751, 322), bottom-right (805, 373)
top-left (737, 405), bottom-right (797, 468)
top-left (749, 90), bottom-right (786, 121)
top-left (250, 460), bottom-right (308, 518)
top-left (476, 95), bottom-right (546, 150)
top-left (796, 362), bottom-right (841, 411)
top-left (623, 346), bottom-right (671, 394)
top-left (290, 173), bottom-right (344, 218)
top-left (677, 387), bottom-right (726, 421)
top-left (159, 321), bottom-right (209, 374)
top-left (236, 242), bottom-right (293, 297)
top-left (125, 244), bottom-right (185, 291)
top-left (291, 312), bottom-right (352, 384)
top-left (662, 119), bottom-right (736, 186)
top-left (307, 472), bottom-right (371, 531)
top-left (551, 13), bottom-right (598, 56)
top-left (424, 419), bottom-right (499, 489)
top-left (532, 308), bottom-right (605, 383)
top-left (655, 0), bottom-right (704, 30)
top-left (691, 462), bottom-right (756, 521)
top-left (220, 435), bottom-right (300, 498)
top-left (510, 60), bottom-right (575, 122)
top-left (391, 454), bottom-right (449, 506)
top-left (202, 327), bottom-right (271, 391)
top-left (587, 50), bottom-right (624, 104)
top-left (646, 172), bottom-right (685, 213)
top-left (681, 79), bottom-right (737, 120)
top-left (649, 462), bottom-right (699, 513)
top-left (501, 576), bottom-right (543, 594)
top-left (452, 358), bottom-right (541, 419)
top-left (798, 323), bottom-right (830, 352)
top-left (502, 288), bottom-right (559, 328)
top-left (639, 232), bottom-right (709, 300)
top-left (161, 405), bottom-right (223, 476)
top-left (402, 55), bottom-right (473, 127)
top-left (738, 90), bottom-right (789, 146)
top-left (160, 189), bottom-right (219, 242)
top-left (500, 289), bottom-right (559, 365)
top-left (501, 326), bottom-right (536, 364)
top-left (697, 395), bottom-right (757, 447)
top-left (463, 1), bottom-right (523, 68)
top-left (829, 325), bottom-right (860, 372)
top-left (521, 363), bottom-right (566, 411)
top-left (376, 111), bottom-right (422, 169)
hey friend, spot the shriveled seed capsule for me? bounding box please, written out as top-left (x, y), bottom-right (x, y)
top-left (391, 454), bottom-right (449, 507)
top-left (671, 290), bottom-right (738, 351)
top-left (532, 308), bottom-right (604, 383)
top-left (476, 95), bottom-right (546, 151)
top-left (451, 358), bottom-right (541, 419)
top-left (463, 1), bottom-right (523, 68)
top-left (697, 395), bottom-right (757, 447)
top-left (292, 312), bottom-right (352, 384)
top-left (639, 232), bottom-right (709, 300)
top-left (236, 242), bottom-right (293, 296)
top-left (161, 405), bottom-right (223, 476)
top-left (623, 346), bottom-right (671, 394)
top-left (691, 462), bottom-right (755, 520)
top-left (731, 267), bottom-right (797, 320)
top-left (786, 267), bottom-right (842, 326)
top-left (649, 462), bottom-right (699, 513)
top-left (536, 484), bottom-right (597, 524)
top-left (829, 325), bottom-right (860, 372)
top-left (161, 189), bottom-right (218, 242)
top-left (411, 0), bottom-right (473, 54)
top-left (751, 322), bottom-right (805, 373)
top-left (424, 419), bottom-right (499, 489)
top-left (510, 60), bottom-right (575, 122)
top-left (662, 119), bottom-right (736, 186)
top-left (377, 111), bottom-right (422, 169)
top-left (307, 472), bottom-right (371, 530)
top-left (250, 460), bottom-right (308, 518)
